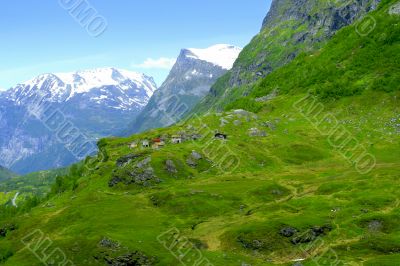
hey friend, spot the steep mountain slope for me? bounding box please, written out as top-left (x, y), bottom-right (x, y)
top-left (0, 166), bottom-right (17, 182)
top-left (0, 1), bottom-right (398, 265)
top-left (193, 0), bottom-right (381, 113)
top-left (126, 44), bottom-right (241, 134)
top-left (0, 68), bottom-right (156, 174)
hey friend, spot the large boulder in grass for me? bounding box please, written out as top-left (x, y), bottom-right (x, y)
top-left (389, 2), bottom-right (400, 15)
top-left (291, 225), bottom-right (332, 245)
top-left (280, 227), bottom-right (297, 237)
top-left (165, 160), bottom-right (178, 174)
top-left (116, 153), bottom-right (143, 167)
top-left (186, 151), bottom-right (203, 168)
top-left (104, 251), bottom-right (157, 266)
top-left (109, 157), bottom-right (161, 187)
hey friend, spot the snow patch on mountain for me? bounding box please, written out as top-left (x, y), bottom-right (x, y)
top-left (4, 68), bottom-right (157, 110)
top-left (0, 68), bottom-right (158, 173)
top-left (186, 44), bottom-right (242, 70)
top-left (18, 68), bottom-right (156, 100)
top-left (56, 68), bottom-right (156, 97)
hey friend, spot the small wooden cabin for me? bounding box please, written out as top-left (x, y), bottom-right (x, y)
top-left (172, 135), bottom-right (182, 144)
top-left (152, 138), bottom-right (165, 149)
top-left (142, 140), bottom-right (150, 147)
top-left (129, 142), bottom-right (138, 149)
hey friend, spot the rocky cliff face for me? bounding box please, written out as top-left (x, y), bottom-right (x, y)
top-left (231, 0), bottom-right (381, 86)
top-left (194, 0), bottom-right (381, 112)
top-left (126, 44), bottom-right (241, 134)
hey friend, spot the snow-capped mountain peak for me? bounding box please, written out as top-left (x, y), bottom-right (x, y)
top-left (185, 44), bottom-right (242, 70)
top-left (20, 67), bottom-right (156, 98)
top-left (0, 68), bottom-right (158, 173)
top-left (57, 68), bottom-right (155, 94)
top-left (5, 68), bottom-right (157, 110)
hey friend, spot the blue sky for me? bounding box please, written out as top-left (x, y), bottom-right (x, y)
top-left (0, 0), bottom-right (271, 89)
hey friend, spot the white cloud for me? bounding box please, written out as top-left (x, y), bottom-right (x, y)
top-left (132, 57), bottom-right (176, 69)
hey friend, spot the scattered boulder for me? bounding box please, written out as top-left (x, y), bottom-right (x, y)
top-left (280, 227), bottom-right (297, 237)
top-left (271, 189), bottom-right (283, 195)
top-left (99, 237), bottom-right (120, 250)
top-left (0, 224), bottom-right (16, 237)
top-left (109, 157), bottom-right (160, 187)
top-left (186, 158), bottom-right (197, 168)
top-left (248, 128), bottom-right (267, 137)
top-left (130, 167), bottom-right (159, 187)
top-left (237, 235), bottom-right (265, 250)
top-left (262, 121), bottom-right (277, 131)
top-left (291, 225), bottom-right (332, 245)
top-left (108, 176), bottom-right (124, 187)
top-left (233, 109), bottom-right (250, 117)
top-left (191, 151), bottom-right (202, 160)
top-left (165, 160), bottom-right (177, 174)
top-left (255, 89), bottom-right (278, 102)
top-left (136, 157), bottom-right (151, 169)
top-left (186, 151), bottom-right (203, 168)
top-left (252, 239), bottom-right (264, 249)
top-left (389, 2), bottom-right (400, 15)
top-left (291, 230), bottom-right (317, 245)
top-left (104, 251), bottom-right (156, 266)
top-left (116, 154), bottom-right (142, 167)
top-left (255, 96), bottom-right (270, 102)
top-left (220, 118), bottom-right (229, 126)
top-left (191, 134), bottom-right (202, 140)
top-left (368, 220), bottom-right (383, 232)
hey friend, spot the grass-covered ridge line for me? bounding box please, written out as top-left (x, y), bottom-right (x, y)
top-left (193, 0), bottom-right (381, 114)
top-left (252, 0), bottom-right (400, 99)
top-left (223, 0), bottom-right (400, 113)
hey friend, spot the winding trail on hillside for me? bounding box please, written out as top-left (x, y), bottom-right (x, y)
top-left (12, 192), bottom-right (19, 207)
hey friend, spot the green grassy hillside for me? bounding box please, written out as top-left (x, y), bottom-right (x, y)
top-left (192, 0), bottom-right (381, 114)
top-left (0, 167), bottom-right (17, 183)
top-left (0, 168), bottom-right (69, 207)
top-left (0, 89), bottom-right (398, 265)
top-left (0, 1), bottom-right (399, 266)
top-left (215, 2), bottom-right (399, 113)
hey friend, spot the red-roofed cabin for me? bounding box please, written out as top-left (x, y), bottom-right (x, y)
top-left (152, 138), bottom-right (165, 149)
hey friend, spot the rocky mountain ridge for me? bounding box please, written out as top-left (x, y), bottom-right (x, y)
top-left (126, 44), bottom-right (241, 134)
top-left (0, 68), bottom-right (157, 174)
top-left (193, 0), bottom-right (381, 113)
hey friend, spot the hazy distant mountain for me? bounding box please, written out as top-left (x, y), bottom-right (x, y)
top-left (0, 165), bottom-right (18, 182)
top-left (0, 68), bottom-right (157, 174)
top-left (126, 44), bottom-right (242, 134)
